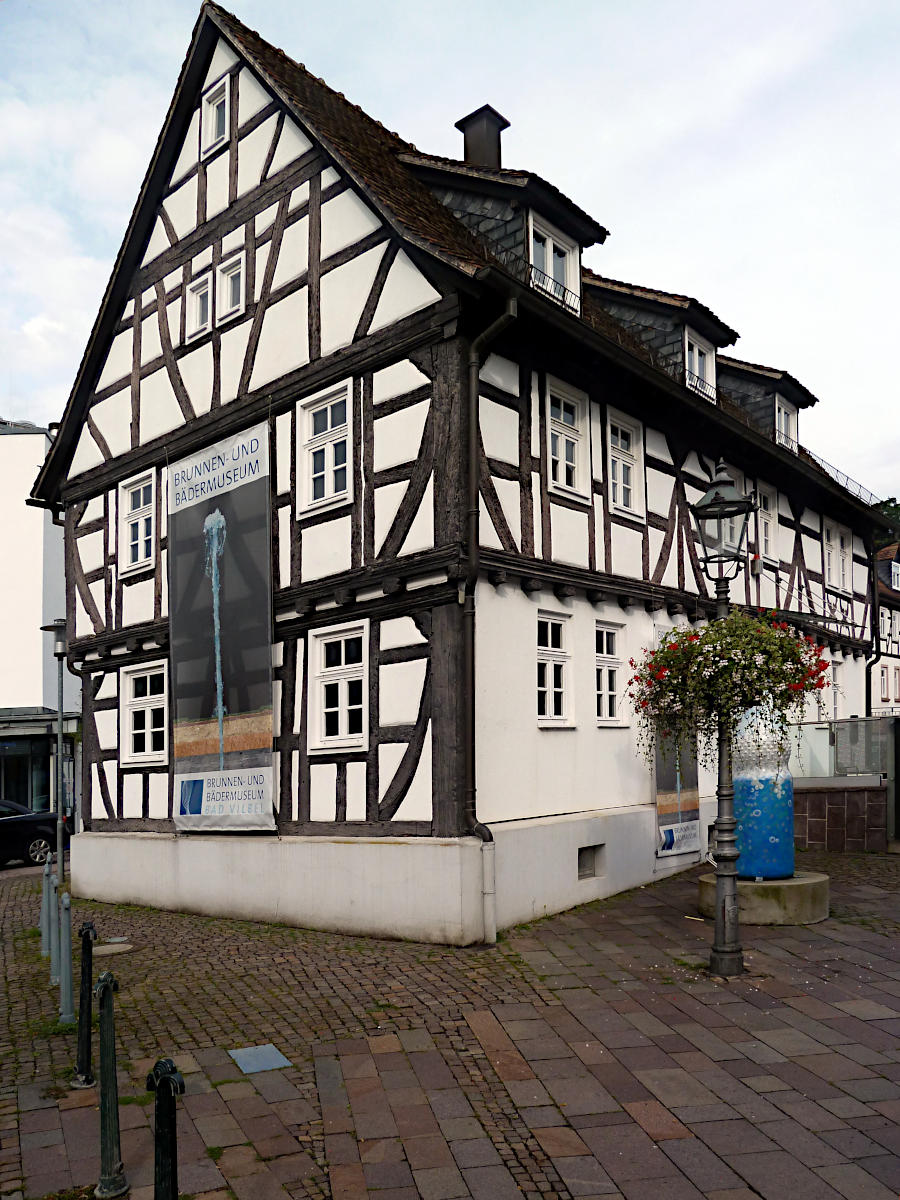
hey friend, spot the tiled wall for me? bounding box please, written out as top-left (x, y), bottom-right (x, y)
top-left (794, 785), bottom-right (887, 854)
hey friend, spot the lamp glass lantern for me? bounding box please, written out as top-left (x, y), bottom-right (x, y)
top-left (691, 462), bottom-right (756, 581)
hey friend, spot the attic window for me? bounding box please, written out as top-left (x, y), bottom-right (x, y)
top-left (775, 396), bottom-right (797, 452)
top-left (217, 253), bottom-right (245, 323)
top-left (201, 76), bottom-right (230, 157)
top-left (685, 329), bottom-right (716, 401)
top-left (186, 272), bottom-right (212, 339)
top-left (529, 215), bottom-right (579, 314)
top-left (892, 563), bottom-right (900, 591)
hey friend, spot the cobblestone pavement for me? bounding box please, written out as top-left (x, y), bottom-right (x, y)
top-left (1, 849), bottom-right (899, 1199)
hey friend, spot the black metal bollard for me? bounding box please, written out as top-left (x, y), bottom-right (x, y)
top-left (94, 971), bottom-right (128, 1198)
top-left (72, 921), bottom-right (97, 1088)
top-left (147, 1058), bottom-right (185, 1200)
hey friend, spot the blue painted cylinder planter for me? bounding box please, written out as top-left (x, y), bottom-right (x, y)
top-left (732, 708), bottom-right (795, 881)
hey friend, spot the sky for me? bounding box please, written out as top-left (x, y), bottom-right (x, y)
top-left (1, 0), bottom-right (898, 499)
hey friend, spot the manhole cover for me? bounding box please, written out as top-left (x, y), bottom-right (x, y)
top-left (93, 943), bottom-right (134, 956)
top-left (228, 1044), bottom-right (291, 1073)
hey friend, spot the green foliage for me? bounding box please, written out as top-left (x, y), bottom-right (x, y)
top-left (627, 609), bottom-right (830, 769)
top-left (872, 497), bottom-right (900, 550)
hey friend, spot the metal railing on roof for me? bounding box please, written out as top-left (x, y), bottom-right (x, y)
top-left (492, 247), bottom-right (580, 314)
top-left (685, 370), bottom-right (717, 402)
top-left (774, 432), bottom-right (881, 506)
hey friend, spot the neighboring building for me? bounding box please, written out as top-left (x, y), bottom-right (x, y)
top-left (1, 418), bottom-right (80, 819)
top-left (31, 3), bottom-right (889, 941)
top-left (874, 543), bottom-right (900, 715)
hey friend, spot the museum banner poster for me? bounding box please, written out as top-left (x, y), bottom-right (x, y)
top-left (168, 423), bottom-right (276, 832)
top-left (652, 624), bottom-right (700, 856)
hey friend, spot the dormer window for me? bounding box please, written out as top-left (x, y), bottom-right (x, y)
top-left (685, 330), bottom-right (716, 401)
top-left (201, 76), bottom-right (230, 157)
top-left (775, 396), bottom-right (797, 452)
top-left (529, 215), bottom-right (579, 313)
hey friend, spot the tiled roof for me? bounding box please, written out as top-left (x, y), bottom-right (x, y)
top-left (581, 268), bottom-right (738, 344)
top-left (206, 3), bottom-right (494, 276)
top-left (877, 542), bottom-right (899, 561)
top-left (398, 151), bottom-right (608, 245)
top-left (717, 354), bottom-right (819, 409)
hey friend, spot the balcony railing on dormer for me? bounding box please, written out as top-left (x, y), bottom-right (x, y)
top-left (774, 431), bottom-right (881, 507)
top-left (492, 247), bottom-right (580, 314)
top-left (685, 370), bottom-right (717, 402)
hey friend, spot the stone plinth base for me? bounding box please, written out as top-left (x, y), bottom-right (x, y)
top-left (698, 871), bottom-right (829, 925)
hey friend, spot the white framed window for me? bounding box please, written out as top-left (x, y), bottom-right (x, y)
top-left (186, 272), bottom-right (212, 339)
top-left (201, 75), bottom-right (230, 158)
top-left (299, 383), bottom-right (352, 513)
top-left (607, 408), bottom-right (644, 517)
top-left (684, 329), bottom-right (716, 401)
top-left (894, 667), bottom-right (900, 702)
top-left (547, 380), bottom-right (589, 500)
top-left (775, 395), bottom-right (797, 452)
top-left (757, 484), bottom-right (777, 561)
top-left (823, 520), bottom-right (850, 593)
top-left (537, 613), bottom-right (571, 726)
top-left (881, 608), bottom-right (890, 640)
top-left (893, 611), bottom-right (900, 640)
top-left (595, 623), bottom-right (624, 725)
top-left (529, 214), bottom-right (580, 313)
top-left (118, 473), bottom-right (155, 576)
top-left (882, 666), bottom-right (890, 703)
top-left (217, 252), bottom-right (245, 323)
top-left (892, 562), bottom-right (900, 591)
top-left (308, 620), bottom-right (368, 753)
top-left (119, 661), bottom-right (168, 766)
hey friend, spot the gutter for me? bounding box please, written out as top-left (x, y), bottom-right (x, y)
top-left (463, 297), bottom-right (517, 945)
top-left (865, 538), bottom-right (881, 717)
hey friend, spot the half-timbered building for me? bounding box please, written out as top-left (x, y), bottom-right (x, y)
top-left (874, 543), bottom-right (900, 715)
top-left (32, 3), bottom-right (888, 942)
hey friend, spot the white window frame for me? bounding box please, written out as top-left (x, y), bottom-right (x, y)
top-left (595, 622), bottom-right (624, 726)
top-left (308, 620), bottom-right (369, 753)
top-left (893, 611), bottom-right (900, 640)
top-left (546, 378), bottom-right (590, 502)
top-left (200, 74), bottom-right (230, 158)
top-left (881, 666), bottom-right (890, 703)
top-left (894, 666), bottom-right (900, 703)
top-left (892, 563), bottom-right (900, 591)
top-left (757, 484), bottom-right (777, 562)
top-left (775, 395), bottom-right (797, 452)
top-left (297, 382), bottom-right (353, 515)
top-left (881, 607), bottom-right (890, 641)
top-left (186, 272), bottom-right (212, 340)
top-left (216, 251), bottom-right (246, 324)
top-left (528, 213), bottom-right (580, 313)
top-left (119, 661), bottom-right (168, 767)
top-left (606, 407), bottom-right (644, 518)
top-left (684, 328), bottom-right (716, 401)
top-left (118, 472), bottom-right (156, 577)
top-left (823, 520), bottom-right (851, 594)
top-left (537, 612), bottom-right (572, 727)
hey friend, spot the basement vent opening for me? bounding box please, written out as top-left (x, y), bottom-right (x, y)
top-left (577, 843), bottom-right (605, 880)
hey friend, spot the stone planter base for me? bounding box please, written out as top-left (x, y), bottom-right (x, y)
top-left (698, 871), bottom-right (829, 925)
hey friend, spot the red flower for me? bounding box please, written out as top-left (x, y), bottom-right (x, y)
top-left (640, 700), bottom-right (648, 708)
top-left (788, 682), bottom-right (804, 691)
top-left (689, 634), bottom-right (700, 642)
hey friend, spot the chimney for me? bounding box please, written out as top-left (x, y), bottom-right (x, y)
top-left (454, 104), bottom-right (510, 169)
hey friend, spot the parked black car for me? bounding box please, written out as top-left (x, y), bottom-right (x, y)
top-left (0, 800), bottom-right (70, 867)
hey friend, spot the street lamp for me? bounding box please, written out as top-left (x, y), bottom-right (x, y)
top-left (42, 619), bottom-right (68, 889)
top-left (690, 461), bottom-right (756, 977)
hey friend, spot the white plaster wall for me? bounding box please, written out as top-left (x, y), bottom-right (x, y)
top-left (238, 115), bottom-right (278, 198)
top-left (480, 354), bottom-right (518, 397)
top-left (369, 251), bottom-right (441, 333)
top-left (320, 188), bottom-right (381, 260)
top-left (550, 504), bottom-right (589, 568)
top-left (479, 397), bottom-right (519, 465)
top-left (250, 289), bottom-right (309, 390)
top-left (373, 360), bottom-right (428, 404)
top-left (374, 400), bottom-right (428, 472)
top-left (268, 119), bottom-right (312, 178)
top-left (320, 244), bottom-right (386, 357)
top-left (302, 515), bottom-right (351, 580)
top-left (71, 832), bottom-right (485, 944)
top-left (475, 584), bottom-right (658, 823)
top-left (0, 432), bottom-right (75, 709)
top-left (379, 659), bottom-right (427, 726)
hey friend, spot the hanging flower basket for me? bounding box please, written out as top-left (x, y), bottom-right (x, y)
top-left (626, 609), bottom-right (829, 770)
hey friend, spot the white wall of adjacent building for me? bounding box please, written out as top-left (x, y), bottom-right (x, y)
top-left (0, 428), bottom-right (79, 711)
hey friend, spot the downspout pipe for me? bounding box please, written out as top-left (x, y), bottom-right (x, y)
top-left (463, 298), bottom-right (517, 943)
top-left (865, 538), bottom-right (881, 717)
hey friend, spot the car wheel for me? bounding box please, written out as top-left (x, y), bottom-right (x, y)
top-left (25, 835), bottom-right (53, 866)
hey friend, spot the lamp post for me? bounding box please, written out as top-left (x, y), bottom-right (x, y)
top-left (690, 461), bottom-right (756, 977)
top-left (42, 619), bottom-right (67, 890)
